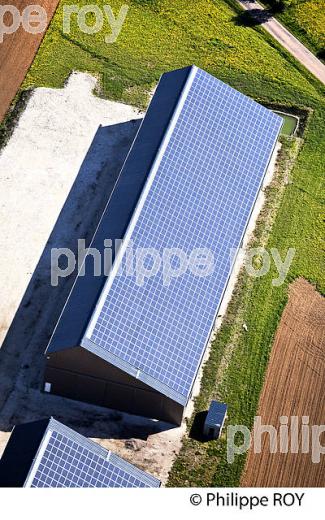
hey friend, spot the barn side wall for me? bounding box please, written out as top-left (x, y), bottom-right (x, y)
top-left (45, 347), bottom-right (184, 425)
top-left (0, 419), bottom-right (50, 487)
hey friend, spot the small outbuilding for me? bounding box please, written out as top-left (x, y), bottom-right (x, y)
top-left (204, 401), bottom-right (228, 439)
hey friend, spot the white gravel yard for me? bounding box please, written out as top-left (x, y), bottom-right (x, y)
top-left (0, 72), bottom-right (142, 348)
top-left (0, 72), bottom-right (280, 484)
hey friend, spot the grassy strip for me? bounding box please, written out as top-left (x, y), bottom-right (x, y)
top-left (0, 90), bottom-right (33, 150)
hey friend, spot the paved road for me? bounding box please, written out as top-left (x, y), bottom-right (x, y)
top-left (237, 0), bottom-right (325, 86)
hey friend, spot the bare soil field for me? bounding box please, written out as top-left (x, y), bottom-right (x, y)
top-left (0, 0), bottom-right (59, 121)
top-left (242, 278), bottom-right (325, 487)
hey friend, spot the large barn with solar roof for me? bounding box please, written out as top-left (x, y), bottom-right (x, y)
top-left (44, 66), bottom-right (282, 425)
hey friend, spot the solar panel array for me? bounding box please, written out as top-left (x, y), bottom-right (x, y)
top-left (86, 67), bottom-right (282, 404)
top-left (28, 421), bottom-right (159, 488)
top-left (206, 401), bottom-right (228, 427)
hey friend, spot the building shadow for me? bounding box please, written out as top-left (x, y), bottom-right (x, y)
top-left (317, 49), bottom-right (325, 62)
top-left (189, 411), bottom-right (209, 442)
top-left (0, 118), bottom-right (175, 439)
top-left (233, 8), bottom-right (274, 27)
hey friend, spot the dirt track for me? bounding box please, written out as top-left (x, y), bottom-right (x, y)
top-left (242, 278), bottom-right (325, 486)
top-left (0, 1), bottom-right (59, 121)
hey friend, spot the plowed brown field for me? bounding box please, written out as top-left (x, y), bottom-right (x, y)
top-left (241, 278), bottom-right (325, 487)
top-left (0, 1), bottom-right (59, 121)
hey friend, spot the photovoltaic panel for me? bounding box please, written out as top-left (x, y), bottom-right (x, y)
top-left (206, 401), bottom-right (228, 427)
top-left (84, 66), bottom-right (282, 405)
top-left (25, 419), bottom-right (160, 488)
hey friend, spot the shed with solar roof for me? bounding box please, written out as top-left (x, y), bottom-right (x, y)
top-left (203, 401), bottom-right (228, 439)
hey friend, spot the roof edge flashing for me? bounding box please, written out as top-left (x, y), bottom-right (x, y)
top-left (23, 426), bottom-right (52, 487)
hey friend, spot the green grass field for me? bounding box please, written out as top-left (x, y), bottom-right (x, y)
top-left (3, 0), bottom-right (325, 487)
top-left (22, 0), bottom-right (323, 106)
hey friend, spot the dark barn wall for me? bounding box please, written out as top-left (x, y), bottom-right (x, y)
top-left (0, 419), bottom-right (50, 487)
top-left (45, 347), bottom-right (183, 425)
